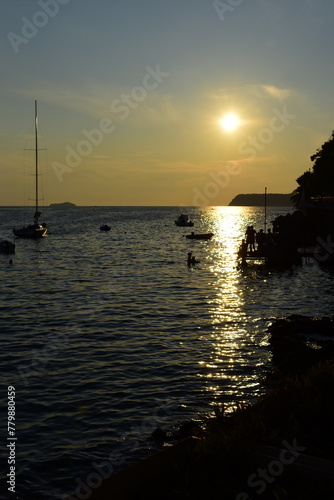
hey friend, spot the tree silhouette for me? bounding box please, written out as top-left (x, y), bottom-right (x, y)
top-left (292, 131), bottom-right (334, 208)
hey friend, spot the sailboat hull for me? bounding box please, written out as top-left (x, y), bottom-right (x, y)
top-left (13, 224), bottom-right (47, 238)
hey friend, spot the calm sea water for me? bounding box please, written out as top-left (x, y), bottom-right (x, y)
top-left (1, 206), bottom-right (333, 499)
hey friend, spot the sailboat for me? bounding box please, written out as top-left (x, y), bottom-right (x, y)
top-left (13, 101), bottom-right (48, 238)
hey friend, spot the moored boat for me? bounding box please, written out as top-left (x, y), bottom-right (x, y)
top-left (13, 101), bottom-right (48, 238)
top-left (0, 239), bottom-right (15, 254)
top-left (100, 224), bottom-right (111, 231)
top-left (13, 222), bottom-right (47, 238)
top-left (175, 214), bottom-right (194, 227)
top-left (185, 232), bottom-right (213, 240)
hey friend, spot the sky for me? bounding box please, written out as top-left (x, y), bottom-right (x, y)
top-left (1, 0), bottom-right (334, 206)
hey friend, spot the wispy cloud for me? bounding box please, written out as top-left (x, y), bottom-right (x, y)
top-left (15, 84), bottom-right (107, 119)
top-left (15, 81), bottom-right (181, 126)
top-left (210, 84), bottom-right (293, 102)
top-left (261, 85), bottom-right (292, 101)
top-left (108, 92), bottom-right (181, 125)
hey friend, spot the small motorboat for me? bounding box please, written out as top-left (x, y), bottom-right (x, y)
top-left (100, 224), bottom-right (111, 231)
top-left (175, 214), bottom-right (194, 227)
top-left (0, 239), bottom-right (15, 254)
top-left (185, 232), bottom-right (214, 240)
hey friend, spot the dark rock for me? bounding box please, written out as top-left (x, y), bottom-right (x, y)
top-left (170, 420), bottom-right (204, 441)
top-left (269, 315), bottom-right (334, 338)
top-left (268, 315), bottom-right (334, 375)
top-left (150, 427), bottom-right (167, 443)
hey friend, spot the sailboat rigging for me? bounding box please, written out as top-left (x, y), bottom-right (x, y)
top-left (13, 100), bottom-right (48, 238)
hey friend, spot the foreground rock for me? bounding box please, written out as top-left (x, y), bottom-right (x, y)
top-left (268, 314), bottom-right (334, 375)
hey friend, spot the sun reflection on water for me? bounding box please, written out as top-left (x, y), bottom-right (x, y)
top-left (196, 206), bottom-right (269, 411)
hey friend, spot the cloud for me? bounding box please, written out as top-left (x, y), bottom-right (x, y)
top-left (90, 155), bottom-right (113, 159)
top-left (15, 84), bottom-right (107, 119)
top-left (261, 85), bottom-right (292, 101)
top-left (209, 84), bottom-right (293, 102)
top-left (108, 92), bottom-right (181, 125)
top-left (15, 80), bottom-right (182, 128)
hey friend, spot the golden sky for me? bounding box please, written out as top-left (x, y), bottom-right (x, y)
top-left (1, 1), bottom-right (334, 206)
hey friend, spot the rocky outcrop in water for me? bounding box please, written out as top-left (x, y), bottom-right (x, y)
top-left (268, 314), bottom-right (334, 375)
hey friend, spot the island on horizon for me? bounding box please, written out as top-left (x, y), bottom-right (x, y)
top-left (49, 202), bottom-right (77, 208)
top-left (229, 193), bottom-right (293, 207)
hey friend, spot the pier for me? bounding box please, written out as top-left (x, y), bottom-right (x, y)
top-left (238, 251), bottom-right (268, 264)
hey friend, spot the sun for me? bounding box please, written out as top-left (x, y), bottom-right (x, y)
top-left (219, 113), bottom-right (241, 132)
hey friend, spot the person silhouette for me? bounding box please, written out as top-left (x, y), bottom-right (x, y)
top-left (246, 225), bottom-right (256, 252)
top-left (238, 239), bottom-right (248, 266)
top-left (256, 229), bottom-right (265, 253)
top-left (187, 252), bottom-right (199, 266)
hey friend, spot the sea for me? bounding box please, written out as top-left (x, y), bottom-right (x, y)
top-left (1, 205), bottom-right (333, 500)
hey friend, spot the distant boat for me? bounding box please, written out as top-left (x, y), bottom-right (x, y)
top-left (175, 214), bottom-right (194, 227)
top-left (0, 239), bottom-right (15, 254)
top-left (185, 232), bottom-right (214, 240)
top-left (13, 101), bottom-right (48, 238)
top-left (100, 224), bottom-right (111, 231)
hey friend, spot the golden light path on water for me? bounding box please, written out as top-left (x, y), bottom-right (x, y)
top-left (196, 206), bottom-right (269, 412)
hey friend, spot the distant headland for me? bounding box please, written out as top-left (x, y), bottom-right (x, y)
top-left (229, 193), bottom-right (292, 206)
top-left (49, 202), bottom-right (77, 208)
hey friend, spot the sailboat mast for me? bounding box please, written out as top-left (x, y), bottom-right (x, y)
top-left (35, 100), bottom-right (39, 218)
top-left (264, 186), bottom-right (267, 232)
top-left (13, 99), bottom-right (47, 238)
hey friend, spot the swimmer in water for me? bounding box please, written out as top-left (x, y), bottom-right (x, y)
top-left (187, 252), bottom-right (199, 265)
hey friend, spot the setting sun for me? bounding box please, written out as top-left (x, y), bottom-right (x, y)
top-left (220, 113), bottom-right (241, 132)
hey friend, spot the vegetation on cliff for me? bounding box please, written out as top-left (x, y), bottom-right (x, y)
top-left (292, 130), bottom-right (334, 208)
top-left (229, 193), bottom-right (292, 206)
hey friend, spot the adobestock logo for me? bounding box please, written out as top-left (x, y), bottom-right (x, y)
top-left (237, 106), bottom-right (296, 160)
top-left (314, 234), bottom-right (334, 262)
top-left (213, 0), bottom-right (245, 22)
top-left (52, 117), bottom-right (116, 182)
top-left (187, 106), bottom-right (295, 207)
top-left (52, 64), bottom-right (169, 182)
top-left (17, 275), bottom-right (116, 386)
top-left (110, 65), bottom-right (170, 120)
top-left (63, 398), bottom-right (177, 500)
top-left (7, 0), bottom-right (71, 54)
top-left (236, 438), bottom-right (307, 499)
top-left (191, 162), bottom-right (242, 207)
